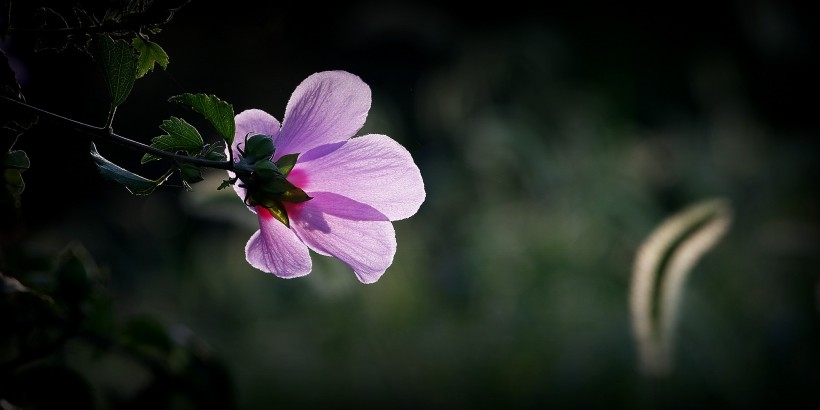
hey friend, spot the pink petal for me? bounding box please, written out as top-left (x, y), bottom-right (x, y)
top-left (229, 109), bottom-right (282, 206)
top-left (275, 71), bottom-right (371, 159)
top-left (288, 193), bottom-right (395, 284)
top-left (294, 134), bottom-right (426, 221)
top-left (245, 207), bottom-right (312, 278)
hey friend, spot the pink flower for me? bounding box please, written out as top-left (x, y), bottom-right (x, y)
top-left (229, 71), bottom-right (425, 284)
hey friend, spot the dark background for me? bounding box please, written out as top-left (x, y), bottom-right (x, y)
top-left (4, 0), bottom-right (820, 408)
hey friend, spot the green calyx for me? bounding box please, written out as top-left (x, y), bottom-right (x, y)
top-left (233, 134), bottom-right (310, 227)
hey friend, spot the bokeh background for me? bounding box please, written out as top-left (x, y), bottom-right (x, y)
top-left (5, 0), bottom-right (820, 408)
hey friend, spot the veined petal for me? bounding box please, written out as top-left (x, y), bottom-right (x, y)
top-left (288, 192), bottom-right (395, 284)
top-left (276, 71), bottom-right (371, 159)
top-left (230, 109), bottom-right (282, 205)
top-left (295, 134), bottom-right (425, 221)
top-left (246, 207), bottom-right (312, 278)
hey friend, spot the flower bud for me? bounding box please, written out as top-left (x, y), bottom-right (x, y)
top-left (243, 134), bottom-right (275, 163)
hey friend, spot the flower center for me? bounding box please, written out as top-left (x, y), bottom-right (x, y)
top-left (233, 134), bottom-right (310, 227)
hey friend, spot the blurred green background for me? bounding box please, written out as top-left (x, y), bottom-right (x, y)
top-left (5, 1), bottom-right (820, 408)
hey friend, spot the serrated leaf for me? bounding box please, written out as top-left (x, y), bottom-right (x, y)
top-left (169, 93), bottom-right (235, 144)
top-left (630, 198), bottom-right (732, 377)
top-left (90, 143), bottom-right (169, 195)
top-left (132, 37), bottom-right (169, 78)
top-left (141, 117), bottom-right (204, 163)
top-left (95, 34), bottom-right (137, 108)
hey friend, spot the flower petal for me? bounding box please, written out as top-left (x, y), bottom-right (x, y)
top-left (294, 134), bottom-right (425, 221)
top-left (275, 71), bottom-right (371, 159)
top-left (288, 192), bottom-right (395, 284)
top-left (229, 109), bottom-right (281, 205)
top-left (245, 207), bottom-right (312, 278)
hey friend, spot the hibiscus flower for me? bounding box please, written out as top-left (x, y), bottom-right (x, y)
top-left (228, 71), bottom-right (425, 284)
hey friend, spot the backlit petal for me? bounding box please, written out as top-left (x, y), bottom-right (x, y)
top-left (275, 71), bottom-right (371, 158)
top-left (289, 192), bottom-right (395, 284)
top-left (245, 207), bottom-right (312, 278)
top-left (294, 134), bottom-right (425, 221)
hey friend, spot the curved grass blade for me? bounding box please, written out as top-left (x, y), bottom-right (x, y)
top-left (630, 198), bottom-right (732, 376)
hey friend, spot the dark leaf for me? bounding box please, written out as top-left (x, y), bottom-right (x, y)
top-left (90, 143), bottom-right (169, 195)
top-left (94, 34), bottom-right (137, 108)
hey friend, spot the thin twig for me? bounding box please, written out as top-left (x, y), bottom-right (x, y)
top-left (1, 96), bottom-right (234, 170)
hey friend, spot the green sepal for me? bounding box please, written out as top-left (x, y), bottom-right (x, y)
top-left (132, 37), bottom-right (169, 78)
top-left (280, 184), bottom-right (311, 204)
top-left (94, 34), bottom-right (138, 109)
top-left (141, 117), bottom-right (204, 163)
top-left (90, 143), bottom-right (169, 195)
top-left (168, 93), bottom-right (235, 145)
top-left (275, 153), bottom-right (299, 176)
top-left (177, 162), bottom-right (203, 187)
top-left (201, 142), bottom-right (227, 161)
top-left (262, 201), bottom-right (290, 228)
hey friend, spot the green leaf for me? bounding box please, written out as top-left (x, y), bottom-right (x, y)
top-left (629, 198), bottom-right (732, 377)
top-left (95, 34), bottom-right (138, 108)
top-left (141, 117), bottom-right (204, 163)
top-left (90, 143), bottom-right (169, 195)
top-left (132, 37), bottom-right (169, 78)
top-left (169, 93), bottom-right (235, 144)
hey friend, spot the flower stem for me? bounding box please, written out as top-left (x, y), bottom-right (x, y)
top-left (1, 96), bottom-right (234, 170)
